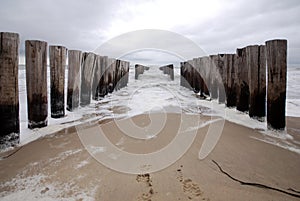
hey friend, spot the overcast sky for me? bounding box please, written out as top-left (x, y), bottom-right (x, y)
top-left (1, 0), bottom-right (299, 66)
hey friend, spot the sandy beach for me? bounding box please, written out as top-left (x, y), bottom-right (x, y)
top-left (0, 113), bottom-right (299, 201)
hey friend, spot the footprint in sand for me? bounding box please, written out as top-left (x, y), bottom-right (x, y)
top-left (182, 178), bottom-right (202, 199)
top-left (136, 174), bottom-right (155, 201)
top-left (137, 188), bottom-right (154, 201)
top-left (176, 166), bottom-right (210, 200)
top-left (136, 173), bottom-right (152, 186)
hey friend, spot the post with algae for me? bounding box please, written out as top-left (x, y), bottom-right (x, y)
top-left (25, 40), bottom-right (48, 129)
top-left (266, 39), bottom-right (287, 130)
top-left (236, 47), bottom-right (249, 112)
top-left (80, 52), bottom-right (96, 107)
top-left (0, 32), bottom-right (20, 146)
top-left (246, 45), bottom-right (266, 119)
top-left (49, 45), bottom-right (67, 118)
top-left (67, 50), bottom-right (82, 111)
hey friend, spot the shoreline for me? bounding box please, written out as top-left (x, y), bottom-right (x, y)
top-left (0, 113), bottom-right (299, 200)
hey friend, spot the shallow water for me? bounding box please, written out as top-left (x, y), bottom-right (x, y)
top-left (12, 65), bottom-right (300, 154)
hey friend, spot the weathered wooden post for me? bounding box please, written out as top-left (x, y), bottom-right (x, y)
top-left (0, 32), bottom-right (20, 145)
top-left (124, 61), bottom-right (130, 87)
top-left (202, 56), bottom-right (210, 96)
top-left (49, 46), bottom-right (67, 118)
top-left (119, 60), bottom-right (129, 88)
top-left (160, 64), bottom-right (174, 80)
top-left (180, 62), bottom-right (184, 86)
top-left (26, 40), bottom-right (48, 128)
top-left (135, 64), bottom-right (146, 80)
top-left (114, 59), bottom-right (121, 91)
top-left (225, 54), bottom-right (237, 107)
top-left (98, 56), bottom-right (108, 98)
top-left (192, 58), bottom-right (201, 93)
top-left (266, 39), bottom-right (287, 129)
top-left (235, 48), bottom-right (249, 112)
top-left (209, 55), bottom-right (219, 99)
top-left (107, 58), bottom-right (116, 93)
top-left (92, 55), bottom-right (101, 100)
top-left (135, 64), bottom-right (140, 79)
top-left (246, 45), bottom-right (266, 119)
top-left (169, 64), bottom-right (174, 80)
top-left (67, 50), bottom-right (82, 111)
top-left (217, 54), bottom-right (226, 103)
top-left (80, 52), bottom-right (96, 106)
top-left (187, 60), bottom-right (195, 91)
top-left (181, 62), bottom-right (190, 88)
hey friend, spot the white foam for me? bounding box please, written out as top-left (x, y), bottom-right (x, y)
top-left (14, 66), bottom-right (300, 154)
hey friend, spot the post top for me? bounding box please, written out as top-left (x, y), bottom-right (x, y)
top-left (265, 39), bottom-right (288, 43)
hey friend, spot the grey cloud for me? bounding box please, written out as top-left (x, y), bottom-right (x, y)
top-left (0, 0), bottom-right (299, 65)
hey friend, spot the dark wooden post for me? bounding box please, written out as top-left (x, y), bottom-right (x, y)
top-left (92, 54), bottom-right (101, 100)
top-left (246, 45), bottom-right (266, 118)
top-left (98, 56), bottom-right (108, 98)
top-left (119, 60), bottom-right (129, 88)
top-left (124, 61), bottom-right (130, 87)
top-left (49, 46), bottom-right (67, 118)
top-left (236, 48), bottom-right (249, 112)
top-left (202, 56), bottom-right (210, 96)
top-left (135, 64), bottom-right (140, 79)
top-left (188, 60), bottom-right (195, 91)
top-left (184, 61), bottom-right (192, 90)
top-left (0, 32), bottom-right (20, 145)
top-left (180, 62), bottom-right (184, 86)
top-left (67, 50), bottom-right (82, 111)
top-left (193, 58), bottom-right (201, 93)
top-left (225, 54), bottom-right (237, 107)
top-left (209, 55), bottom-right (218, 99)
top-left (217, 54), bottom-right (226, 103)
top-left (135, 64), bottom-right (146, 80)
top-left (80, 52), bottom-right (96, 106)
top-left (25, 40), bottom-right (48, 129)
top-left (169, 64), bottom-right (174, 80)
top-left (107, 58), bottom-right (115, 93)
top-left (258, 45), bottom-right (266, 116)
top-left (181, 62), bottom-right (190, 88)
top-left (266, 39), bottom-right (287, 129)
top-left (114, 59), bottom-right (121, 90)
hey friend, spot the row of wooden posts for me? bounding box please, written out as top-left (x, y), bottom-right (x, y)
top-left (159, 64), bottom-right (174, 80)
top-left (180, 39), bottom-right (287, 130)
top-left (0, 32), bottom-right (130, 146)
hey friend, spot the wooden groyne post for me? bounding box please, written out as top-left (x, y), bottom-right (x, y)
top-left (225, 54), bottom-right (237, 107)
top-left (266, 39), bottom-right (287, 129)
top-left (107, 58), bottom-right (116, 93)
top-left (80, 52), bottom-right (96, 106)
top-left (209, 55), bottom-right (219, 99)
top-left (201, 56), bottom-right (210, 96)
top-left (235, 48), bottom-right (249, 112)
top-left (26, 40), bottom-right (48, 129)
top-left (0, 32), bottom-right (20, 145)
top-left (114, 59), bottom-right (121, 91)
top-left (246, 45), bottom-right (266, 118)
top-left (92, 54), bottom-right (101, 100)
top-left (194, 58), bottom-right (202, 93)
top-left (135, 64), bottom-right (147, 79)
top-left (124, 61), bottom-right (130, 86)
top-left (180, 62), bottom-right (190, 88)
top-left (98, 56), bottom-right (108, 98)
top-left (49, 46), bottom-right (67, 118)
top-left (159, 64), bottom-right (174, 80)
top-left (67, 50), bottom-right (82, 111)
top-left (217, 54), bottom-right (226, 103)
top-left (168, 64), bottom-right (174, 80)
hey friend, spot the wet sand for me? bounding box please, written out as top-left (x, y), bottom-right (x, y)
top-left (0, 113), bottom-right (299, 201)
